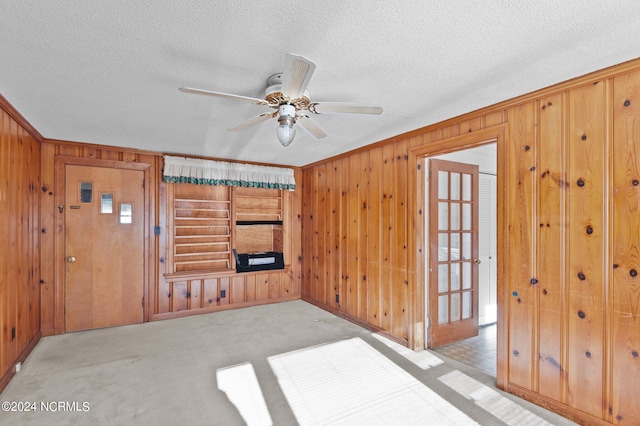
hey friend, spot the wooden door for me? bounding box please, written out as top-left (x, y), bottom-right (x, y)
top-left (64, 165), bottom-right (145, 332)
top-left (428, 159), bottom-right (479, 348)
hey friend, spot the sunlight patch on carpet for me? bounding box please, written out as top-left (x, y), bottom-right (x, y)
top-left (217, 362), bottom-right (272, 426)
top-left (268, 337), bottom-right (477, 425)
top-left (370, 333), bottom-right (444, 369)
top-left (439, 370), bottom-right (553, 426)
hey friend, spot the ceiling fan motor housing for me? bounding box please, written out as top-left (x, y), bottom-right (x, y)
top-left (278, 104), bottom-right (296, 119)
top-left (265, 73), bottom-right (311, 110)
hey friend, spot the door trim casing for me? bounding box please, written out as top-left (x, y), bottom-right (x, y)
top-left (53, 156), bottom-right (152, 334)
top-left (408, 123), bottom-right (507, 388)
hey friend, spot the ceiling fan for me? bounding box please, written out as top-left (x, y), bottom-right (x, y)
top-left (179, 53), bottom-right (383, 147)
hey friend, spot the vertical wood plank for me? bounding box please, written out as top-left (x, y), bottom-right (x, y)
top-left (269, 272), bottom-right (281, 299)
top-left (203, 278), bottom-right (218, 307)
top-left (4, 115), bottom-right (19, 373)
top-left (348, 154), bottom-right (360, 317)
top-left (256, 274), bottom-right (269, 301)
top-left (40, 142), bottom-right (56, 334)
top-left (231, 276), bottom-right (245, 304)
top-left (316, 163), bottom-right (327, 305)
top-left (245, 274), bottom-right (256, 302)
top-left (172, 281), bottom-right (189, 312)
top-left (0, 109), bottom-right (8, 377)
top-left (329, 160), bottom-right (340, 310)
top-left (506, 101), bottom-right (537, 390)
top-left (367, 148), bottom-right (383, 327)
top-left (190, 279), bottom-right (202, 309)
top-left (566, 81), bottom-right (606, 418)
top-left (537, 93), bottom-right (566, 401)
top-left (392, 141), bottom-right (409, 339)
top-left (281, 271), bottom-right (292, 298)
top-left (358, 151), bottom-right (370, 321)
top-left (381, 144), bottom-right (394, 330)
top-left (219, 277), bottom-right (230, 305)
top-left (302, 165), bottom-right (314, 299)
top-left (311, 165), bottom-right (320, 302)
top-left (157, 281), bottom-right (171, 313)
top-left (340, 158), bottom-right (350, 312)
top-left (610, 70), bottom-right (640, 425)
top-left (290, 168), bottom-right (303, 297)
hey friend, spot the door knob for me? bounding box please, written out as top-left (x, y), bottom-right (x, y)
top-left (473, 259), bottom-right (481, 264)
top-left (66, 256), bottom-right (76, 263)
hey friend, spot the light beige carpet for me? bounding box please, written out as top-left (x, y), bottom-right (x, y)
top-left (0, 300), bottom-right (575, 426)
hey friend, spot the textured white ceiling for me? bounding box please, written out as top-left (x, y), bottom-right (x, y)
top-left (1, 1), bottom-right (639, 166)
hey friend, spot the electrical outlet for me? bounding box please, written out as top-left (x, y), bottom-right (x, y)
top-left (221, 290), bottom-right (226, 298)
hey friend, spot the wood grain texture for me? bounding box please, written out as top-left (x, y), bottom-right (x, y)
top-left (611, 71), bottom-right (640, 425)
top-left (566, 81), bottom-right (606, 418)
top-left (0, 102), bottom-right (41, 393)
top-left (301, 59), bottom-right (640, 425)
top-left (506, 101), bottom-right (537, 390)
top-left (537, 93), bottom-right (566, 402)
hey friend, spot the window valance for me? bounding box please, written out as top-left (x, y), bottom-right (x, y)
top-left (162, 155), bottom-right (296, 191)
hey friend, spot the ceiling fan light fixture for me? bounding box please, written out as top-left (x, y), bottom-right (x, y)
top-left (276, 104), bottom-right (297, 147)
top-left (277, 115), bottom-right (296, 147)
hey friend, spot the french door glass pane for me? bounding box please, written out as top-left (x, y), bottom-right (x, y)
top-left (451, 263), bottom-right (460, 291)
top-left (463, 232), bottom-right (471, 259)
top-left (462, 173), bottom-right (472, 201)
top-left (462, 262), bottom-right (472, 289)
top-left (450, 293), bottom-right (461, 322)
top-left (438, 296), bottom-right (449, 324)
top-left (438, 233), bottom-right (448, 261)
top-left (438, 171), bottom-right (448, 199)
top-left (463, 203), bottom-right (471, 230)
top-left (438, 202), bottom-right (449, 230)
top-left (462, 291), bottom-right (472, 319)
top-left (450, 233), bottom-right (460, 260)
top-left (450, 203), bottom-right (460, 230)
top-left (438, 264), bottom-right (449, 293)
top-left (450, 173), bottom-right (460, 200)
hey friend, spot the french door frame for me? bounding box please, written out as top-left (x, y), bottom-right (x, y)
top-left (408, 123), bottom-right (507, 388)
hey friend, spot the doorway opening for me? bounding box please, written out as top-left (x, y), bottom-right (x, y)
top-left (425, 143), bottom-right (497, 377)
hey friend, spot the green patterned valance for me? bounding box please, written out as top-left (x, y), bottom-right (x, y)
top-left (162, 155), bottom-right (296, 191)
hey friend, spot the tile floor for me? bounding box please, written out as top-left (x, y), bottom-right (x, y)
top-left (432, 323), bottom-right (497, 377)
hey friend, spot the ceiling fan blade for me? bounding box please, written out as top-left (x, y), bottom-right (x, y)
top-left (297, 115), bottom-right (328, 139)
top-left (281, 54), bottom-right (316, 99)
top-left (179, 87), bottom-right (270, 106)
top-left (308, 102), bottom-right (383, 115)
top-left (229, 113), bottom-right (273, 132)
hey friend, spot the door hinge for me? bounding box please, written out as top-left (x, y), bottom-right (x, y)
top-left (141, 297), bottom-right (145, 308)
top-left (428, 168), bottom-right (432, 179)
top-left (427, 318), bottom-right (431, 328)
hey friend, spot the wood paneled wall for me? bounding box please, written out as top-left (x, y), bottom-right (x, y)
top-left (39, 142), bottom-right (303, 333)
top-left (39, 142), bottom-right (159, 335)
top-left (0, 96), bottom-right (41, 392)
top-left (301, 58), bottom-right (640, 425)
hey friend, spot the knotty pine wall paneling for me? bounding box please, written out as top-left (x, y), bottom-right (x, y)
top-left (611, 71), bottom-right (640, 424)
top-left (566, 81), bottom-right (607, 418)
top-left (506, 101), bottom-right (537, 391)
top-left (39, 141), bottom-right (158, 335)
top-left (40, 143), bottom-right (302, 326)
top-left (0, 97), bottom-right (41, 393)
top-left (301, 59), bottom-right (640, 424)
top-left (536, 93), bottom-right (565, 403)
top-left (367, 147), bottom-right (383, 328)
top-left (153, 166), bottom-right (303, 320)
